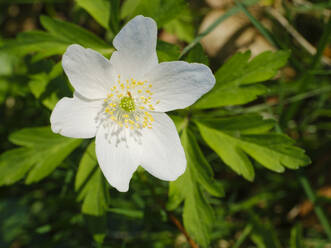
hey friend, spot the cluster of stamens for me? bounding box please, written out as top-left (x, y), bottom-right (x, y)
top-left (103, 75), bottom-right (160, 130)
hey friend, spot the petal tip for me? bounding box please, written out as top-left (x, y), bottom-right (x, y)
top-left (167, 164), bottom-right (187, 182)
top-left (107, 177), bottom-right (131, 192)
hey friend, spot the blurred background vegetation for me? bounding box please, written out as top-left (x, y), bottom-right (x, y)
top-left (0, 0), bottom-right (330, 247)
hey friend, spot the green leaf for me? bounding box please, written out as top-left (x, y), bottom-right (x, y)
top-left (1, 127), bottom-right (82, 184)
top-left (0, 148), bottom-right (37, 186)
top-left (120, 0), bottom-right (141, 19)
top-left (168, 128), bottom-right (223, 247)
top-left (28, 62), bottom-right (64, 110)
top-left (195, 114), bottom-right (275, 134)
top-left (40, 15), bottom-right (112, 55)
top-left (156, 40), bottom-right (180, 62)
top-left (163, 6), bottom-right (195, 42)
top-left (0, 31), bottom-right (69, 58)
top-left (75, 0), bottom-right (110, 29)
top-left (196, 116), bottom-right (311, 180)
top-left (75, 142), bottom-right (108, 216)
top-left (108, 208), bottom-right (143, 219)
top-left (75, 141), bottom-right (108, 244)
top-left (184, 43), bottom-right (209, 66)
top-left (169, 115), bottom-right (187, 133)
top-left (194, 50), bottom-right (290, 109)
top-left (121, 0), bottom-right (186, 27)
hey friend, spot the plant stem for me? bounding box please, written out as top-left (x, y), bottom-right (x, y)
top-left (168, 212), bottom-right (199, 248)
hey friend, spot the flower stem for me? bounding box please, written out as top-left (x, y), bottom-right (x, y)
top-left (167, 212), bottom-right (199, 248)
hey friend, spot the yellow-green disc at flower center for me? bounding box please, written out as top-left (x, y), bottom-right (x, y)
top-left (119, 96), bottom-right (135, 112)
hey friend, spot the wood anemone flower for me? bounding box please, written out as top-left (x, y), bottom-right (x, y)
top-left (50, 15), bottom-right (215, 192)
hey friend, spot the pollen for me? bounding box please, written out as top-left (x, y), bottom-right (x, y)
top-left (103, 74), bottom-right (161, 130)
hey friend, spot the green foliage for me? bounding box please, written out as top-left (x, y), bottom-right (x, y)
top-left (290, 224), bottom-right (303, 248)
top-left (184, 43), bottom-right (210, 65)
top-left (196, 114), bottom-right (310, 181)
top-left (164, 6), bottom-right (195, 42)
top-left (28, 62), bottom-right (65, 110)
top-left (168, 128), bottom-right (224, 247)
top-left (0, 31), bottom-right (69, 59)
top-left (249, 214), bottom-right (282, 248)
top-left (40, 16), bottom-right (111, 54)
top-left (0, 16), bottom-right (112, 60)
top-left (194, 50), bottom-right (290, 109)
top-left (0, 127), bottom-right (81, 185)
top-left (156, 40), bottom-right (180, 62)
top-left (121, 0), bottom-right (186, 27)
top-left (75, 0), bottom-right (111, 29)
top-left (75, 141), bottom-right (108, 216)
top-left (75, 141), bottom-right (108, 244)
top-left (1, 0), bottom-right (328, 247)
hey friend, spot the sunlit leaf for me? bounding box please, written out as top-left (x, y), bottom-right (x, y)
top-left (164, 6), bottom-right (195, 42)
top-left (194, 50), bottom-right (290, 109)
top-left (121, 0), bottom-right (186, 27)
top-left (196, 115), bottom-right (310, 180)
top-left (0, 127), bottom-right (82, 185)
top-left (0, 31), bottom-right (69, 58)
top-left (40, 15), bottom-right (112, 55)
top-left (75, 0), bottom-right (110, 29)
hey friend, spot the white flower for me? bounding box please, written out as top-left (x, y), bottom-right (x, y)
top-left (50, 15), bottom-right (215, 192)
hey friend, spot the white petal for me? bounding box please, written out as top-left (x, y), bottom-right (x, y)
top-left (50, 93), bottom-right (103, 138)
top-left (110, 15), bottom-right (158, 80)
top-left (145, 61), bottom-right (215, 112)
top-left (140, 112), bottom-right (186, 181)
top-left (62, 44), bottom-right (114, 99)
top-left (95, 123), bottom-right (142, 192)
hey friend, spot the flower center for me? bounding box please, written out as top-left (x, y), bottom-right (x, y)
top-left (119, 95), bottom-right (135, 112)
top-left (103, 74), bottom-right (160, 130)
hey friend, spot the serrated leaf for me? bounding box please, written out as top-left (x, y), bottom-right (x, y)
top-left (196, 117), bottom-right (311, 180)
top-left (75, 0), bottom-right (110, 29)
top-left (121, 0), bottom-right (186, 27)
top-left (168, 128), bottom-right (223, 247)
top-left (40, 15), bottom-right (112, 55)
top-left (194, 50), bottom-right (290, 109)
top-left (0, 127), bottom-right (82, 184)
